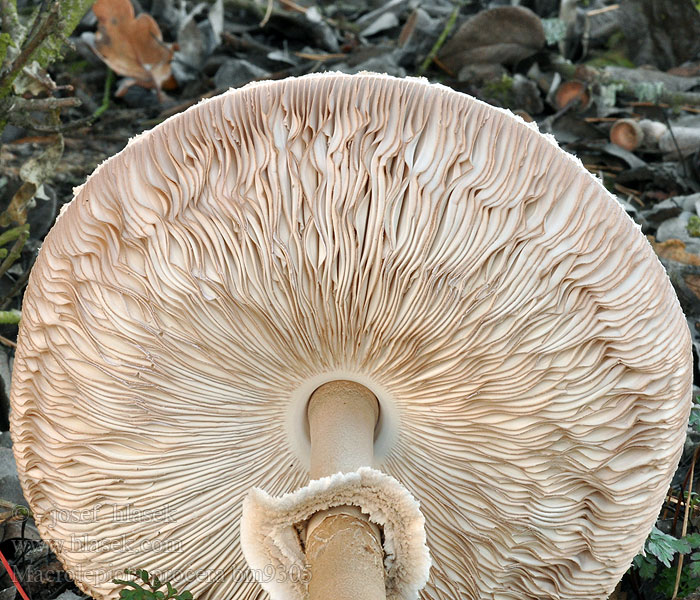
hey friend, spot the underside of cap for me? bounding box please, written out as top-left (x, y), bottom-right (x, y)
top-left (9, 72), bottom-right (693, 600)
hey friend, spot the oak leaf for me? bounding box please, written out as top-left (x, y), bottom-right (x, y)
top-left (91, 0), bottom-right (175, 98)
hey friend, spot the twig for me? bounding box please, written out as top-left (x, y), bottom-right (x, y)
top-left (586, 3), bottom-right (619, 17)
top-left (0, 1), bottom-right (60, 100)
top-left (222, 31), bottom-right (272, 54)
top-left (665, 492), bottom-right (700, 514)
top-left (625, 101), bottom-right (700, 114)
top-left (583, 163), bottom-right (624, 173)
top-left (0, 254), bottom-right (34, 310)
top-left (259, 0), bottom-right (273, 27)
top-left (584, 117), bottom-right (624, 123)
top-left (672, 445), bottom-right (700, 600)
top-left (418, 2), bottom-right (461, 76)
top-left (432, 56), bottom-right (455, 77)
top-left (277, 0), bottom-right (341, 28)
top-left (0, 227), bottom-right (29, 279)
top-left (614, 183), bottom-right (643, 206)
top-left (224, 0), bottom-right (349, 31)
top-left (539, 101), bottom-right (575, 134)
top-left (294, 51), bottom-right (346, 61)
top-left (0, 331), bottom-right (17, 347)
top-left (2, 96), bottom-right (81, 113)
top-left (8, 110), bottom-right (92, 133)
top-left (553, 60), bottom-right (700, 107)
top-left (660, 109), bottom-right (690, 180)
top-left (0, 224), bottom-right (29, 247)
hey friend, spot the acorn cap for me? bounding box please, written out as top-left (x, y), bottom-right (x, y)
top-left (554, 80), bottom-right (591, 110)
top-left (611, 118), bottom-right (645, 151)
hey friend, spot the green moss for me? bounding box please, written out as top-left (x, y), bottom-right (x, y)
top-left (586, 50), bottom-right (636, 69)
top-left (64, 57), bottom-right (90, 74)
top-left (688, 215), bottom-right (700, 237)
top-left (586, 30), bottom-right (635, 69)
top-left (482, 74), bottom-right (515, 107)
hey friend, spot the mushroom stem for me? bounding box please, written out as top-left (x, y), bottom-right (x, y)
top-left (306, 380), bottom-right (386, 600)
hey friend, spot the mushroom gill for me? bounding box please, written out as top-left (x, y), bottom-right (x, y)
top-left (10, 73), bottom-right (692, 600)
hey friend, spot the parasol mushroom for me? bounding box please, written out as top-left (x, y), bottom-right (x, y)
top-left (10, 72), bottom-right (692, 600)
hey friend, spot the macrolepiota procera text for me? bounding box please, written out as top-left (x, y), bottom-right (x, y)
top-left (9, 73), bottom-right (693, 600)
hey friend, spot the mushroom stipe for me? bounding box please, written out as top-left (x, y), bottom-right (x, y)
top-left (10, 72), bottom-right (693, 600)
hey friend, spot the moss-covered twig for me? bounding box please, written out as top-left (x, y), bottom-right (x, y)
top-left (1, 95), bottom-right (82, 132)
top-left (553, 59), bottom-right (700, 107)
top-left (0, 309), bottom-right (21, 325)
top-left (0, 2), bottom-right (60, 100)
top-left (0, 0), bottom-right (95, 133)
top-left (0, 224), bottom-right (29, 248)
top-left (0, 253), bottom-right (34, 310)
top-left (0, 225), bottom-right (29, 279)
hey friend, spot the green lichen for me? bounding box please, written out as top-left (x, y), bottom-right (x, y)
top-left (0, 1), bottom-right (95, 100)
top-left (542, 18), bottom-right (567, 46)
top-left (29, 0), bottom-right (96, 69)
top-left (0, 33), bottom-right (14, 67)
top-left (688, 215), bottom-right (700, 237)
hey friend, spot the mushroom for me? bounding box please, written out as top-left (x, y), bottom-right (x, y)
top-left (10, 72), bottom-right (692, 600)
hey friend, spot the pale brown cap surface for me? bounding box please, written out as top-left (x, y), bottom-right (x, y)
top-left (10, 72), bottom-right (692, 600)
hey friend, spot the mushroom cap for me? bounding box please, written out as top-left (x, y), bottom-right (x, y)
top-left (10, 72), bottom-right (692, 600)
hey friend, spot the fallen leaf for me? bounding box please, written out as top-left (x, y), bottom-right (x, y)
top-left (685, 274), bottom-right (700, 299)
top-left (0, 135), bottom-right (64, 227)
top-left (438, 7), bottom-right (545, 75)
top-left (649, 237), bottom-right (700, 266)
top-left (91, 0), bottom-right (174, 98)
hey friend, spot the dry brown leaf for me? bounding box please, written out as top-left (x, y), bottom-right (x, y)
top-left (649, 237), bottom-right (700, 266)
top-left (438, 7), bottom-right (545, 74)
top-left (685, 274), bottom-right (700, 300)
top-left (92, 0), bottom-right (174, 97)
top-left (1, 135), bottom-right (64, 227)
